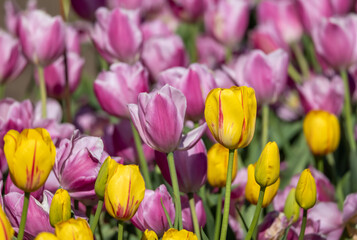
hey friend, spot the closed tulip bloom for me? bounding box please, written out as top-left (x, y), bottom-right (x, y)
top-left (94, 61), bottom-right (149, 118)
top-left (255, 142), bottom-right (280, 187)
top-left (196, 36), bottom-right (225, 69)
top-left (295, 169), bottom-right (317, 210)
top-left (245, 164), bottom-right (280, 208)
top-left (18, 10), bottom-right (66, 66)
top-left (0, 205), bottom-right (14, 240)
top-left (162, 228), bottom-right (197, 240)
top-left (55, 218), bottom-right (93, 240)
top-left (49, 189), bottom-right (71, 227)
top-left (142, 230), bottom-right (158, 240)
top-left (181, 195), bottom-right (206, 231)
top-left (169, 0), bottom-right (207, 21)
top-left (332, 0), bottom-right (353, 14)
top-left (71, 0), bottom-right (106, 21)
top-left (207, 143), bottom-right (238, 188)
top-left (94, 156), bottom-right (112, 200)
top-left (131, 185), bottom-right (175, 237)
top-left (204, 86), bottom-right (257, 149)
top-left (284, 188), bottom-right (300, 223)
top-left (312, 15), bottom-right (357, 69)
top-left (3, 128), bottom-right (56, 192)
top-left (91, 7), bottom-right (142, 63)
top-left (104, 161), bottom-right (145, 221)
top-left (303, 110), bottom-right (340, 156)
top-left (35, 232), bottom-right (58, 240)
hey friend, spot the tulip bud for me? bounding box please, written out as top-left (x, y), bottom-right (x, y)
top-left (35, 232), bottom-right (58, 240)
top-left (95, 156), bottom-right (112, 200)
top-left (104, 161), bottom-right (145, 221)
top-left (204, 86), bottom-right (257, 149)
top-left (3, 128), bottom-right (56, 192)
top-left (295, 169), bottom-right (317, 210)
top-left (0, 206), bottom-right (14, 240)
top-left (49, 188), bottom-right (71, 227)
top-left (142, 229), bottom-right (158, 240)
top-left (255, 142), bottom-right (280, 187)
top-left (245, 164), bottom-right (280, 208)
top-left (207, 143), bottom-right (238, 188)
top-left (284, 188), bottom-right (300, 223)
top-left (162, 228), bottom-right (198, 240)
top-left (303, 110), bottom-right (340, 156)
top-left (55, 218), bottom-right (93, 239)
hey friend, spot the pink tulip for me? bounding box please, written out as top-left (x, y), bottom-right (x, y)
top-left (257, 212), bottom-right (292, 240)
top-left (181, 194), bottom-right (206, 231)
top-left (5, 175), bottom-right (44, 202)
top-left (331, 0), bottom-right (353, 14)
top-left (128, 84), bottom-right (206, 153)
top-left (94, 61), bottom-right (149, 118)
top-left (169, 0), bottom-right (208, 21)
top-left (74, 106), bottom-right (110, 137)
top-left (196, 35), bottom-right (225, 68)
top-left (71, 0), bottom-right (106, 21)
top-left (158, 64), bottom-right (217, 121)
top-left (18, 9), bottom-right (66, 66)
top-left (213, 69), bottom-right (236, 89)
top-left (131, 185), bottom-right (175, 237)
top-left (141, 19), bottom-right (173, 41)
top-left (274, 88), bottom-right (304, 122)
top-left (91, 7), bottom-right (142, 63)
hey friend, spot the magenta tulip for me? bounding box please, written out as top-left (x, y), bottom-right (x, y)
top-left (169, 0), bottom-right (208, 21)
top-left (181, 194), bottom-right (206, 231)
top-left (196, 36), bottom-right (225, 68)
top-left (141, 19), bottom-right (173, 41)
top-left (331, 0), bottom-right (353, 14)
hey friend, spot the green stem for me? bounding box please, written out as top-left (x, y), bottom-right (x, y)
top-left (314, 155), bottom-right (324, 173)
top-left (219, 149), bottom-right (235, 240)
top-left (118, 221), bottom-right (124, 240)
top-left (188, 193), bottom-right (201, 240)
top-left (245, 187), bottom-right (266, 240)
top-left (225, 47), bottom-right (233, 63)
top-left (291, 43), bottom-right (310, 79)
top-left (0, 84), bottom-right (5, 99)
top-left (326, 153), bottom-right (337, 184)
top-left (214, 189), bottom-right (223, 240)
top-left (235, 205), bottom-right (248, 232)
top-left (288, 64), bottom-right (302, 84)
top-left (298, 210), bottom-right (307, 240)
top-left (282, 224), bottom-right (292, 240)
top-left (90, 199), bottom-right (104, 233)
top-left (37, 65), bottom-right (47, 118)
top-left (302, 35), bottom-right (321, 73)
top-left (98, 218), bottom-right (103, 240)
top-left (167, 152), bottom-right (183, 230)
top-left (261, 104), bottom-right (269, 150)
top-left (161, 197), bottom-right (173, 228)
top-left (17, 192), bottom-right (30, 240)
top-left (130, 122), bottom-right (152, 189)
top-left (63, 50), bottom-right (72, 122)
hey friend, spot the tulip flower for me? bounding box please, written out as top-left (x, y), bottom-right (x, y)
top-left (35, 232), bottom-right (58, 240)
top-left (283, 188), bottom-right (300, 223)
top-left (204, 86), bottom-right (257, 150)
top-left (5, 174), bottom-right (44, 202)
top-left (131, 185), bottom-right (175, 237)
top-left (141, 19), bottom-right (173, 41)
top-left (169, 0), bottom-right (207, 21)
top-left (49, 189), bottom-right (71, 227)
top-left (255, 142), bottom-right (280, 187)
top-left (71, 0), bottom-right (106, 21)
top-left (55, 218), bottom-right (93, 240)
top-left (0, 205), bottom-right (14, 240)
top-left (142, 230), bottom-right (158, 240)
top-left (332, 0), bottom-right (353, 14)
top-left (303, 110), bottom-right (340, 156)
top-left (162, 228), bottom-right (197, 240)
top-left (196, 36), bottom-right (225, 68)
top-left (181, 194), bottom-right (206, 232)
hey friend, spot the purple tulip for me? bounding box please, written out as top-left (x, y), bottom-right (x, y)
top-left (44, 171), bottom-right (60, 194)
top-left (155, 140), bottom-right (207, 193)
top-left (0, 30), bottom-right (26, 84)
top-left (141, 19), bottom-right (173, 41)
top-left (257, 0), bottom-right (303, 44)
top-left (196, 36), bottom-right (225, 69)
top-left (141, 35), bottom-right (187, 80)
top-left (331, 0), bottom-right (353, 14)
top-left (107, 0), bottom-right (143, 10)
top-left (204, 0), bottom-right (249, 47)
top-left (297, 74), bottom-right (344, 115)
top-left (4, 191), bottom-right (54, 239)
top-left (213, 69), bottom-right (236, 89)
top-left (131, 185), bottom-right (175, 237)
top-left (257, 211), bottom-right (293, 240)
top-left (74, 106), bottom-right (110, 137)
top-left (91, 7), bottom-right (142, 63)
top-left (18, 9), bottom-right (66, 66)
top-left (343, 193), bottom-right (357, 225)
top-left (94, 61), bottom-right (149, 118)
top-left (225, 49), bottom-right (289, 104)
top-left (71, 0), bottom-right (106, 21)
top-left (312, 15), bottom-right (357, 69)
top-left (181, 194), bottom-right (206, 231)
top-left (274, 88), bottom-right (304, 122)
top-left (169, 0), bottom-right (208, 21)
top-left (158, 64), bottom-right (217, 121)
top-left (5, 174), bottom-right (44, 202)
top-left (53, 131), bottom-right (106, 202)
top-left (128, 84), bottom-right (206, 153)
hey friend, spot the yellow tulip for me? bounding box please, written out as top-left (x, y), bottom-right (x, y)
top-left (0, 206), bottom-right (14, 240)
top-left (3, 128), bottom-right (56, 192)
top-left (104, 161), bottom-right (145, 221)
top-left (303, 110), bottom-right (340, 156)
top-left (245, 164), bottom-right (280, 208)
top-left (255, 142), bottom-right (280, 187)
top-left (162, 228), bottom-right (198, 240)
top-left (204, 86), bottom-right (257, 149)
top-left (295, 169), bottom-right (317, 210)
top-left (207, 143), bottom-right (238, 188)
top-left (34, 232), bottom-right (58, 240)
top-left (49, 189), bottom-right (71, 227)
top-left (284, 188), bottom-right (300, 223)
top-left (55, 218), bottom-right (93, 240)
top-left (142, 229), bottom-right (158, 240)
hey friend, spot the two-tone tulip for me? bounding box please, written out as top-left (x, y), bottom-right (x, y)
top-left (255, 142), bottom-right (280, 187)
top-left (295, 169), bottom-right (317, 210)
top-left (49, 189), bottom-right (71, 227)
top-left (0, 206), bottom-right (14, 240)
top-left (162, 228), bottom-right (197, 240)
top-left (204, 86), bottom-right (257, 149)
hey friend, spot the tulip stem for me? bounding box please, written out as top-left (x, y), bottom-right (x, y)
top-left (226, 47), bottom-right (233, 63)
top-left (298, 210), bottom-right (307, 240)
top-left (37, 65), bottom-right (47, 118)
top-left (291, 42), bottom-right (309, 79)
top-left (220, 149), bottom-right (235, 240)
top-left (0, 84), bottom-right (5, 99)
top-left (63, 50), bottom-right (72, 122)
top-left (167, 152), bottom-right (183, 230)
top-left (118, 221), bottom-right (124, 240)
top-left (17, 192), bottom-right (30, 240)
top-left (213, 188), bottom-right (223, 240)
top-left (314, 155), bottom-right (324, 173)
top-left (131, 122), bottom-right (152, 189)
top-left (302, 35), bottom-right (321, 73)
top-left (261, 104), bottom-right (269, 149)
top-left (235, 205), bottom-right (248, 232)
top-left (288, 64), bottom-right (302, 84)
top-left (90, 199), bottom-right (104, 233)
top-left (188, 193), bottom-right (201, 240)
top-left (245, 186), bottom-right (266, 240)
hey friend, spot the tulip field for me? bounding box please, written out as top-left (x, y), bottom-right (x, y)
top-left (1, 0), bottom-right (357, 239)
